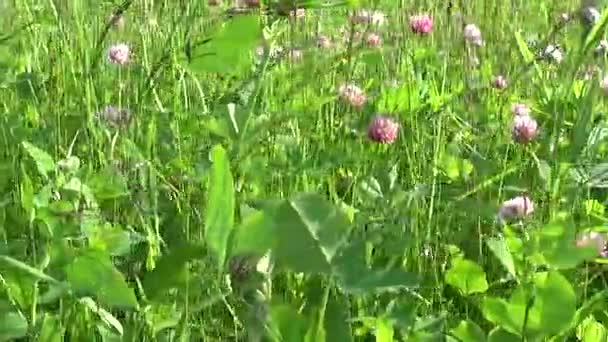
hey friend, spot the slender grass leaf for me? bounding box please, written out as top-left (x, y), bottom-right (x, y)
top-left (0, 255), bottom-right (60, 284)
top-left (39, 313), bottom-right (64, 342)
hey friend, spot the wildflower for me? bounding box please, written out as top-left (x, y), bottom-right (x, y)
top-left (492, 75), bottom-right (508, 89)
top-left (599, 75), bottom-right (608, 95)
top-left (410, 14), bottom-right (433, 34)
top-left (317, 35), bottom-right (332, 48)
top-left (463, 24), bottom-right (483, 46)
top-left (107, 43), bottom-right (130, 65)
top-left (349, 9), bottom-right (386, 26)
top-left (511, 103), bottom-right (530, 117)
top-left (543, 44), bottom-right (563, 64)
top-left (580, 6), bottom-right (600, 28)
top-left (576, 231), bottom-right (608, 257)
top-left (338, 83), bottom-right (367, 108)
top-left (365, 33), bottom-right (382, 47)
top-left (497, 196), bottom-right (534, 222)
top-left (512, 115), bottom-right (538, 143)
top-left (97, 105), bottom-right (131, 127)
top-left (368, 115), bottom-right (399, 144)
top-left (108, 13), bottom-right (125, 29)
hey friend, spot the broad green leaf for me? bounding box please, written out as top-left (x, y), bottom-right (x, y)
top-left (22, 141), bottom-right (55, 178)
top-left (338, 268), bottom-right (419, 294)
top-left (481, 297), bottom-right (520, 336)
top-left (535, 221), bottom-right (597, 269)
top-left (80, 219), bottom-right (135, 256)
top-left (451, 320), bottom-right (486, 342)
top-left (190, 15), bottom-right (261, 74)
top-left (486, 237), bottom-right (516, 278)
top-left (333, 240), bottom-right (419, 293)
top-left (87, 165), bottom-right (129, 200)
top-left (487, 327), bottom-right (519, 342)
top-left (0, 311), bottom-right (28, 340)
top-left (445, 258), bottom-right (488, 295)
top-left (205, 145), bottom-right (235, 270)
top-left (39, 313), bottom-right (64, 342)
top-left (230, 208), bottom-right (277, 257)
top-left (530, 271), bottom-right (576, 335)
top-left (375, 318), bottom-right (394, 342)
top-left (324, 292), bottom-right (353, 342)
top-left (268, 303), bottom-right (308, 342)
top-left (65, 249), bottom-right (138, 309)
top-left (273, 193), bottom-right (350, 273)
top-left (142, 243), bottom-right (205, 300)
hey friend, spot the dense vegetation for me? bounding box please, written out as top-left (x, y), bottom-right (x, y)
top-left (2, 0), bottom-right (608, 341)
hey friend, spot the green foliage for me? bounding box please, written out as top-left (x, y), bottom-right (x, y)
top-left (0, 311), bottom-right (28, 340)
top-left (445, 257), bottom-right (488, 296)
top-left (65, 249), bottom-right (138, 309)
top-left (189, 15), bottom-right (261, 74)
top-left (4, 1), bottom-right (608, 341)
top-left (204, 145), bottom-right (235, 270)
top-left (451, 320), bottom-right (486, 342)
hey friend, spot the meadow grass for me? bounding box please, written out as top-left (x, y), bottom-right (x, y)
top-left (2, 0), bottom-right (608, 341)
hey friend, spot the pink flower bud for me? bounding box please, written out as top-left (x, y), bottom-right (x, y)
top-left (107, 43), bottom-right (130, 65)
top-left (492, 75), bottom-right (507, 89)
top-left (365, 33), bottom-right (382, 47)
top-left (498, 196), bottom-right (534, 222)
top-left (511, 103), bottom-right (530, 117)
top-left (463, 24), bottom-right (483, 46)
top-left (338, 83), bottom-right (367, 108)
top-left (512, 115), bottom-right (538, 143)
top-left (368, 115), bottom-right (399, 144)
top-left (410, 14), bottom-right (433, 35)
